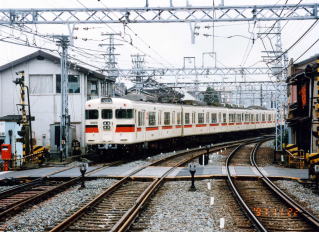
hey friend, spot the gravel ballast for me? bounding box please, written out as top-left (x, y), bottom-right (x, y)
top-left (130, 180), bottom-right (253, 232)
top-left (2, 178), bottom-right (116, 232)
top-left (275, 180), bottom-right (319, 217)
top-left (130, 181), bottom-right (218, 232)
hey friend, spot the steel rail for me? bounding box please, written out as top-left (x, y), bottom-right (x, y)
top-left (0, 178), bottom-right (78, 220)
top-left (0, 165), bottom-right (75, 198)
top-left (50, 137), bottom-right (261, 232)
top-left (251, 143), bottom-right (319, 229)
top-left (226, 142), bottom-right (268, 232)
top-left (111, 140), bottom-right (239, 232)
top-left (0, 161), bottom-right (120, 220)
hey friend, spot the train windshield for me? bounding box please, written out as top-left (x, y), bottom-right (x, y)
top-left (102, 109), bottom-right (113, 119)
top-left (85, 110), bottom-right (98, 120)
top-left (116, 109), bottom-right (133, 119)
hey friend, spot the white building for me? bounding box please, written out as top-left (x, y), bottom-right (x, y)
top-left (0, 50), bottom-right (115, 153)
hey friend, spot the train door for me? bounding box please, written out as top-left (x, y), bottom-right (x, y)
top-left (101, 108), bottom-right (114, 142)
top-left (137, 110), bottom-right (145, 142)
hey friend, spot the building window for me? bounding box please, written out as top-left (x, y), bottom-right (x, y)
top-left (88, 80), bottom-right (98, 95)
top-left (56, 75), bottom-right (80, 93)
top-left (198, 113), bottom-right (204, 124)
top-left (164, 112), bottom-right (170, 125)
top-left (185, 113), bottom-right (190, 124)
top-left (102, 109), bottom-right (112, 119)
top-left (30, 75), bottom-right (53, 94)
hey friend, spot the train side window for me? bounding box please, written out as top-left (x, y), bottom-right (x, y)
top-left (85, 110), bottom-right (98, 120)
top-left (223, 113), bottom-right (227, 123)
top-left (229, 114), bottom-right (235, 123)
top-left (101, 109), bottom-right (112, 119)
top-left (164, 112), bottom-right (170, 125)
top-left (149, 112), bottom-right (156, 126)
top-left (211, 113), bottom-right (217, 123)
top-left (262, 114), bottom-right (265, 122)
top-left (206, 112), bottom-right (209, 123)
top-left (116, 109), bottom-right (133, 119)
top-left (172, 111), bottom-right (176, 125)
top-left (237, 114), bottom-right (241, 122)
top-left (192, 112), bottom-right (196, 124)
top-left (177, 112), bottom-right (181, 125)
top-left (218, 112), bottom-right (221, 123)
top-left (185, 113), bottom-right (190, 124)
top-left (245, 114), bottom-right (249, 122)
top-left (198, 113), bottom-right (204, 124)
top-left (138, 111), bottom-right (144, 126)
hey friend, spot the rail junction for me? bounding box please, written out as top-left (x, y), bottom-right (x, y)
top-left (1, 1), bottom-right (319, 231)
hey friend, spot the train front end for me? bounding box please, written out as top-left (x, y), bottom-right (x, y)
top-left (85, 97), bottom-right (137, 151)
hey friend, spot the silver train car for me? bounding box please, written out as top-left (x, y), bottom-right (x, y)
top-left (85, 97), bottom-right (275, 154)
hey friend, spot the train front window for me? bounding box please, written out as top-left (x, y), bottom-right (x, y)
top-left (85, 110), bottom-right (98, 120)
top-left (116, 109), bottom-right (133, 119)
top-left (102, 109), bottom-right (112, 119)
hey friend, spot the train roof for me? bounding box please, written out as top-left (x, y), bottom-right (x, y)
top-left (86, 97), bottom-right (274, 112)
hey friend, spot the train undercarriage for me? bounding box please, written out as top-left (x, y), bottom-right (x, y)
top-left (87, 128), bottom-right (275, 161)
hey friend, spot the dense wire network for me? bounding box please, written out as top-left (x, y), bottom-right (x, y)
top-left (0, 0), bottom-right (317, 85)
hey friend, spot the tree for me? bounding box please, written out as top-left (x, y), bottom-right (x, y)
top-left (203, 87), bottom-right (220, 106)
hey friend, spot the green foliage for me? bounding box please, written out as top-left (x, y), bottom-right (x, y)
top-left (203, 87), bottom-right (220, 106)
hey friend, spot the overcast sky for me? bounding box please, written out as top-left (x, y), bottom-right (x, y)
top-left (0, 0), bottom-right (318, 84)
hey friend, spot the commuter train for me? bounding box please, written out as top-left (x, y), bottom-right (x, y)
top-left (85, 97), bottom-right (275, 154)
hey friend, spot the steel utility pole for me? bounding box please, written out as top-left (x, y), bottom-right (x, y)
top-left (100, 33), bottom-right (121, 96)
top-left (131, 54), bottom-right (146, 93)
top-left (55, 35), bottom-right (70, 161)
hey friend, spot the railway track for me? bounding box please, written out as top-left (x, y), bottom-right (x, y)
top-left (226, 142), bottom-right (319, 231)
top-left (0, 161), bottom-right (122, 222)
top-left (49, 137), bottom-right (268, 232)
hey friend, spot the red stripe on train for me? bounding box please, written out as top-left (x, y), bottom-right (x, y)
top-left (196, 124), bottom-right (207, 127)
top-left (85, 125), bottom-right (99, 133)
top-left (115, 126), bottom-right (135, 132)
top-left (146, 127), bottom-right (158, 131)
top-left (162, 126), bottom-right (173, 129)
top-left (176, 125), bottom-right (182, 128)
top-left (183, 125), bottom-right (192, 128)
top-left (137, 128), bottom-right (142, 132)
top-left (210, 123), bottom-right (219, 126)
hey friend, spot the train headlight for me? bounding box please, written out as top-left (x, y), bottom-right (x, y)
top-left (103, 121), bottom-right (111, 125)
top-left (103, 125), bottom-right (110, 130)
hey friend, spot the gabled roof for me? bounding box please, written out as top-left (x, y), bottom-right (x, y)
top-left (0, 50), bottom-right (114, 82)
